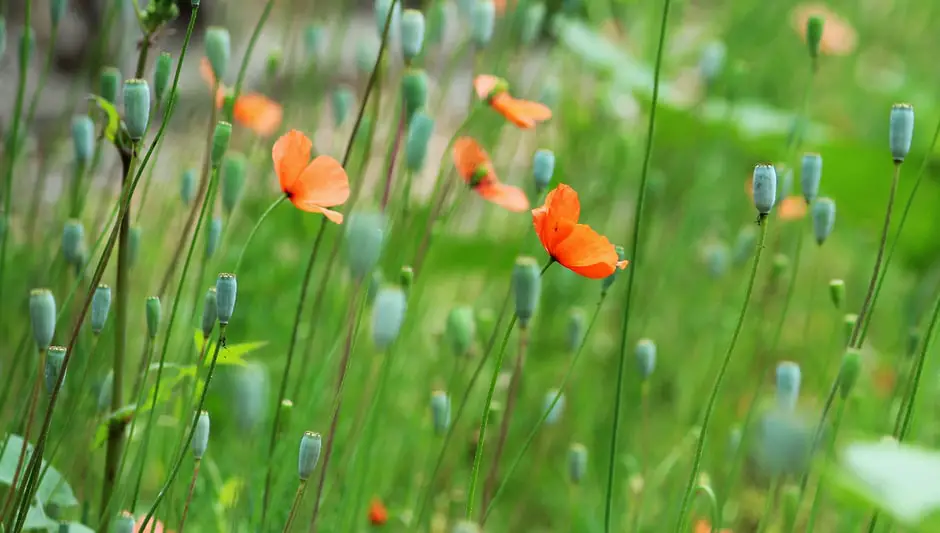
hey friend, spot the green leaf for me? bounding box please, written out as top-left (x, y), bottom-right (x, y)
top-left (57, 522), bottom-right (96, 532)
top-left (193, 330), bottom-right (267, 367)
top-left (87, 95), bottom-right (121, 142)
top-left (22, 503), bottom-right (56, 530)
top-left (0, 435), bottom-right (78, 507)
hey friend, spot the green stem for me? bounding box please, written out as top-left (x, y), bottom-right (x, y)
top-left (756, 479), bottom-right (781, 533)
top-left (805, 400), bottom-right (845, 533)
top-left (177, 460), bottom-right (200, 533)
top-left (232, 195), bottom-right (287, 274)
top-left (897, 288), bottom-right (940, 441)
top-left (0, 350), bottom-right (45, 525)
top-left (283, 482), bottom-right (307, 532)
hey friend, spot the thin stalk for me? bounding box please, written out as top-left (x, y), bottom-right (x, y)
top-left (756, 479), bottom-right (781, 533)
top-left (283, 482), bottom-right (307, 532)
top-left (227, 0), bottom-right (275, 121)
top-left (177, 460), bottom-right (201, 533)
top-left (0, 349), bottom-right (45, 524)
top-left (605, 0), bottom-right (672, 528)
top-left (380, 103), bottom-right (406, 212)
top-left (232, 195), bottom-right (287, 274)
top-left (897, 288), bottom-right (940, 441)
top-left (133, 137), bottom-right (165, 224)
top-left (805, 400), bottom-right (845, 533)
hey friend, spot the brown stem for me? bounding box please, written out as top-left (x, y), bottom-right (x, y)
top-left (283, 482), bottom-right (307, 532)
top-left (413, 178), bottom-right (455, 278)
top-left (177, 460), bottom-right (200, 533)
top-left (0, 349), bottom-right (46, 523)
top-left (380, 103), bottom-right (406, 212)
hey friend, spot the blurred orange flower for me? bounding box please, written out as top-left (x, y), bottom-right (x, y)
top-left (453, 137), bottom-right (530, 212)
top-left (134, 516), bottom-right (172, 533)
top-left (532, 184), bottom-right (629, 279)
top-left (694, 519), bottom-right (732, 533)
top-left (791, 4), bottom-right (857, 56)
top-left (473, 74), bottom-right (552, 129)
top-left (272, 130), bottom-right (350, 223)
top-left (201, 58), bottom-right (283, 136)
top-left (778, 196), bottom-right (808, 220)
top-left (368, 498), bottom-right (388, 526)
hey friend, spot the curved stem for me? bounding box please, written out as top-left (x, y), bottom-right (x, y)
top-left (227, 0), bottom-right (275, 122)
top-left (233, 195), bottom-right (287, 274)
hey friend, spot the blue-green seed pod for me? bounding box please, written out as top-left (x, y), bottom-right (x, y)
top-left (811, 197), bottom-right (836, 245)
top-left (265, 48), bottom-right (282, 80)
top-left (201, 287), bottom-right (217, 338)
top-left (752, 164), bottom-right (777, 215)
top-left (471, 1), bottom-right (496, 47)
top-left (732, 226), bottom-right (757, 266)
top-left (62, 219), bottom-right (84, 266)
top-left (373, 0), bottom-right (402, 39)
top-left (800, 153), bottom-right (822, 205)
top-left (71, 115), bottom-right (95, 163)
top-left (889, 103), bottom-right (914, 163)
top-left (520, 3), bottom-right (546, 45)
top-left (601, 246), bottom-right (626, 295)
top-left (699, 41), bottom-right (726, 85)
top-left (210, 121), bottom-right (232, 169)
top-left (303, 23), bottom-right (323, 58)
top-left (427, 1), bottom-right (447, 45)
top-left (543, 389), bottom-right (565, 425)
top-left (91, 284), bottom-right (112, 335)
top-left (838, 349), bottom-right (861, 400)
top-left (775, 361), bottom-right (801, 411)
top-left (635, 338), bottom-right (656, 380)
top-left (806, 16), bottom-right (823, 60)
top-left (204, 26), bottom-right (231, 81)
top-left (568, 443), bottom-right (587, 483)
top-left (232, 362), bottom-right (267, 432)
top-left (430, 390), bottom-right (450, 435)
top-left (154, 52), bottom-right (172, 104)
top-left (97, 372), bottom-right (113, 414)
top-left (128, 225), bottom-right (141, 268)
top-left (445, 306), bottom-right (475, 357)
top-left (100, 67), bottom-right (121, 104)
top-left (206, 217), bottom-right (222, 258)
top-left (372, 285), bottom-right (407, 350)
top-left (114, 511), bottom-right (135, 533)
top-left (215, 274), bottom-right (237, 325)
top-left (332, 87), bottom-right (355, 127)
top-left (145, 296), bottom-right (161, 339)
top-left (355, 40), bottom-right (378, 76)
top-left (532, 149), bottom-right (555, 193)
top-left (19, 27), bottom-right (34, 72)
top-left (29, 289), bottom-right (56, 351)
top-left (346, 212), bottom-right (386, 280)
top-left (192, 410), bottom-right (210, 459)
top-left (277, 399), bottom-right (293, 437)
top-left (405, 112), bottom-right (434, 172)
top-left (566, 307), bottom-right (585, 352)
top-left (122, 79), bottom-right (151, 140)
top-left (401, 9), bottom-right (425, 61)
top-left (750, 408), bottom-right (812, 478)
top-left (298, 431), bottom-right (322, 481)
top-left (402, 69), bottom-right (428, 121)
top-left (774, 163), bottom-right (793, 205)
top-left (44, 346), bottom-right (66, 396)
top-left (512, 257), bottom-right (541, 328)
top-left (180, 168), bottom-right (196, 205)
top-left (705, 243), bottom-right (729, 279)
top-left (829, 279), bottom-right (845, 309)
top-left (843, 314), bottom-right (857, 346)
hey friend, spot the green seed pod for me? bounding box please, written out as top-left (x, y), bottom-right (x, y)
top-left (427, 1), bottom-right (447, 45)
top-left (138, 297), bottom-right (160, 342)
top-left (829, 279), bottom-right (845, 309)
top-left (346, 212), bottom-right (386, 280)
top-left (445, 306), bottom-right (476, 357)
top-left (114, 511), bottom-right (135, 533)
top-left (838, 349), bottom-right (861, 400)
top-left (44, 346), bottom-right (66, 396)
top-left (215, 273), bottom-right (237, 325)
top-left (71, 115), bottom-right (95, 163)
top-left (699, 41), bottom-right (726, 86)
top-left (61, 219), bottom-right (85, 267)
top-left (201, 287), bottom-right (217, 338)
top-left (372, 285), bottom-right (407, 350)
top-left (889, 103), bottom-right (914, 163)
top-left (430, 390), bottom-right (450, 435)
top-left (750, 408), bottom-right (813, 478)
top-left (512, 256), bottom-right (541, 328)
top-left (402, 68), bottom-right (429, 121)
top-left (601, 245), bottom-right (626, 296)
top-left (811, 197), bottom-right (836, 245)
top-left (205, 217), bottom-right (222, 258)
top-left (355, 40), bottom-right (378, 76)
top-left (19, 27), bottom-right (34, 72)
top-left (192, 410), bottom-right (210, 459)
top-left (265, 48), bottom-right (282, 80)
top-left (97, 372), bottom-right (113, 414)
top-left (100, 66), bottom-right (121, 104)
top-left (635, 338), bottom-right (656, 380)
top-left (373, 0), bottom-right (402, 39)
top-left (204, 26), bottom-right (231, 81)
top-left (405, 112), bottom-right (434, 173)
top-left (568, 443), bottom-right (587, 483)
top-left (128, 225), bottom-right (141, 268)
top-left (805, 15), bottom-right (824, 60)
top-left (154, 52), bottom-right (172, 104)
top-left (29, 289), bottom-right (57, 351)
top-left (775, 361), bottom-right (801, 411)
top-left (566, 307), bottom-right (584, 352)
top-left (401, 9), bottom-right (425, 62)
top-left (732, 226), bottom-right (757, 266)
top-left (800, 153), bottom-right (822, 205)
top-left (752, 164), bottom-right (777, 216)
top-left (843, 314), bottom-right (858, 346)
top-left (122, 79), bottom-right (151, 140)
top-left (400, 265), bottom-right (414, 292)
top-left (543, 389), bottom-right (565, 425)
top-left (519, 3), bottom-right (546, 45)
top-left (532, 149), bottom-right (555, 193)
top-left (180, 168), bottom-right (196, 205)
top-left (298, 431), bottom-right (322, 481)
top-left (232, 362), bottom-right (267, 432)
top-left (331, 86), bottom-right (355, 127)
top-left (211, 121), bottom-right (232, 169)
top-left (471, 1), bottom-right (496, 47)
top-left (277, 399), bottom-right (293, 438)
top-left (90, 284), bottom-right (112, 335)
top-left (303, 23), bottom-right (323, 58)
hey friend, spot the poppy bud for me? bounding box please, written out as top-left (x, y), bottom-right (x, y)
top-left (532, 149), bottom-right (555, 193)
top-left (215, 274), bottom-right (237, 326)
top-left (180, 168), bottom-right (196, 205)
top-left (805, 16), bottom-right (823, 60)
top-left (402, 68), bottom-right (429, 120)
top-left (97, 372), bottom-right (113, 414)
top-left (154, 52), bottom-right (172, 104)
top-left (566, 307), bottom-right (585, 352)
top-left (601, 245), bottom-right (626, 296)
top-left (145, 296), bottom-right (161, 339)
top-left (842, 313), bottom-right (858, 346)
top-left (452, 520), bottom-right (482, 533)
top-left (405, 112), bottom-right (434, 172)
top-left (205, 217), bottom-right (222, 259)
top-left (91, 284), bottom-right (112, 335)
top-left (298, 431), bottom-right (322, 481)
top-left (205, 27), bottom-right (231, 81)
top-left (30, 289), bottom-right (56, 351)
top-left (123, 79), bottom-right (151, 141)
top-left (430, 390), bottom-right (450, 435)
top-left (752, 164), bottom-right (777, 216)
top-left (445, 306), bottom-right (475, 357)
top-left (400, 265), bottom-right (414, 292)
top-left (811, 197), bottom-right (836, 245)
top-left (265, 48), bottom-right (282, 80)
top-left (750, 408), bottom-right (813, 478)
top-left (829, 279), bottom-right (845, 309)
top-left (705, 242), bottom-right (729, 279)
top-left (372, 285), bottom-right (407, 350)
top-left (401, 9), bottom-right (425, 61)
top-left (774, 163), bottom-right (793, 205)
top-left (355, 40), bottom-right (378, 76)
top-left (114, 511), bottom-right (135, 533)
top-left (346, 212), bottom-right (386, 281)
top-left (471, 1), bottom-right (495, 47)
top-left (520, 3), bottom-right (546, 45)
top-left (568, 443), bottom-right (587, 483)
top-left (427, 1), bottom-right (447, 45)
top-left (277, 399), bottom-right (293, 438)
top-left (232, 362), bottom-right (267, 432)
top-left (374, 0), bottom-right (402, 39)
top-left (889, 103), bottom-right (914, 163)
top-left (100, 66), bottom-right (121, 104)
top-left (210, 121), bottom-right (232, 170)
top-left (732, 226), bottom-right (757, 265)
top-left (192, 410), bottom-right (210, 459)
top-left (775, 361), bottom-right (801, 411)
top-left (19, 27), bottom-right (34, 72)
top-left (512, 256), bottom-right (542, 328)
top-left (331, 86), bottom-right (355, 127)
top-left (71, 115), bottom-right (95, 163)
top-left (128, 225), bottom-right (141, 268)
top-left (303, 23), bottom-right (323, 58)
top-left (800, 153), bottom-right (822, 205)
top-left (699, 41), bottom-right (726, 86)
top-left (201, 287), bottom-right (218, 338)
top-left (44, 346), bottom-right (66, 396)
top-left (838, 349), bottom-right (861, 400)
top-left (543, 389), bottom-right (565, 424)
top-left (62, 219), bottom-right (84, 267)
top-left (635, 338), bottom-right (656, 380)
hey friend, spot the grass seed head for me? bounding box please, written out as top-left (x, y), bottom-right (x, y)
top-left (889, 103), bottom-right (914, 163)
top-left (431, 390), bottom-right (451, 435)
top-left (201, 287), bottom-right (218, 338)
top-left (635, 338), bottom-right (657, 380)
top-left (215, 273), bottom-right (237, 325)
top-left (91, 284), bottom-right (112, 335)
top-left (122, 79), bottom-right (151, 141)
top-left (401, 9), bottom-right (426, 62)
top-left (29, 288), bottom-right (56, 351)
top-left (811, 197), bottom-right (836, 245)
top-left (44, 346), bottom-right (66, 396)
top-left (192, 410), bottom-right (210, 460)
top-left (205, 26), bottom-right (232, 81)
top-left (799, 153), bottom-right (822, 205)
top-left (210, 121), bottom-right (233, 170)
top-left (405, 112), bottom-right (435, 172)
top-left (145, 296), bottom-right (161, 339)
top-left (532, 149), bottom-right (556, 194)
top-left (70, 115), bottom-right (95, 163)
top-left (512, 256), bottom-right (542, 328)
top-left (298, 431), bottom-right (322, 481)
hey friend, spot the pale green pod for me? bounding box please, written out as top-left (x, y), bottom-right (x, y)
top-left (303, 24), bottom-right (323, 58)
top-left (332, 86), bottom-right (355, 127)
top-left (204, 27), bottom-right (231, 81)
top-left (752, 164), bottom-right (777, 216)
top-left (373, 0), bottom-right (402, 39)
top-left (100, 66), bottom-right (121, 104)
top-left (775, 361), bottom-right (801, 411)
top-left (192, 410), bottom-right (210, 459)
top-left (154, 52), bottom-right (172, 104)
top-left (445, 306), bottom-right (475, 357)
top-left (699, 41), bottom-right (726, 86)
top-left (401, 68), bottom-right (428, 120)
top-left (430, 390), bottom-right (450, 435)
top-left (355, 40), bottom-right (378, 76)
top-left (232, 362), bottom-right (267, 433)
top-left (811, 197), bottom-right (836, 245)
top-left (145, 296), bottom-right (161, 339)
top-left (128, 225), bottom-right (141, 268)
top-left (749, 408), bottom-right (812, 478)
top-left (512, 257), bottom-right (541, 328)
top-left (44, 346), bottom-right (67, 396)
top-left (277, 399), bottom-right (293, 438)
top-left (838, 349), bottom-right (861, 400)
top-left (71, 115), bottom-right (95, 163)
top-left (635, 338), bottom-right (656, 380)
top-left (210, 121), bottom-right (232, 169)
top-left (114, 511), bottom-right (135, 533)
top-left (201, 287), bottom-right (217, 338)
top-left (471, 1), bottom-right (495, 47)
top-left (90, 284), bottom-right (112, 335)
top-left (215, 273), bottom-right (237, 325)
top-left (29, 289), bottom-right (57, 351)
top-left (843, 314), bottom-right (858, 346)
top-left (346, 212), bottom-right (386, 280)
top-left (566, 307), bottom-right (585, 352)
top-left (568, 443), bottom-right (587, 483)
top-left (543, 389), bottom-right (564, 425)
top-left (180, 168), bottom-right (196, 205)
top-left (732, 226), bottom-right (757, 266)
top-left (62, 219), bottom-right (85, 267)
top-left (427, 1), bottom-right (447, 45)
top-left (372, 285), bottom-right (407, 350)
top-left (97, 372), bottom-right (113, 414)
top-left (519, 3), bottom-right (546, 45)
top-left (205, 217), bottom-right (222, 258)
top-left (800, 153), bottom-right (822, 205)
top-left (122, 79), bottom-right (151, 141)
top-left (532, 149), bottom-right (555, 193)
top-left (829, 279), bottom-right (845, 309)
top-left (889, 103), bottom-right (914, 163)
top-left (405, 112), bottom-right (434, 172)
top-left (299, 431), bottom-right (322, 481)
top-left (400, 9), bottom-right (426, 61)
top-left (705, 243), bottom-right (729, 279)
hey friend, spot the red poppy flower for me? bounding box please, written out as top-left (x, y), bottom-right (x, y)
top-left (272, 130), bottom-right (350, 223)
top-left (473, 75), bottom-right (551, 129)
top-left (368, 499), bottom-right (388, 526)
top-left (453, 136), bottom-right (529, 212)
top-left (532, 184), bottom-right (628, 279)
top-left (201, 58), bottom-right (283, 136)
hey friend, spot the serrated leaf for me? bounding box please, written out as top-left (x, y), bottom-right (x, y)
top-left (193, 330), bottom-right (267, 367)
top-left (0, 435), bottom-right (78, 507)
top-left (87, 95), bottom-right (121, 142)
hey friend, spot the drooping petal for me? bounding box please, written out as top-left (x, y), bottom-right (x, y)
top-left (475, 182), bottom-right (530, 212)
top-left (552, 224), bottom-right (622, 279)
top-left (543, 183), bottom-right (580, 223)
top-left (291, 156), bottom-right (350, 208)
top-left (288, 201), bottom-right (345, 224)
top-left (272, 130), bottom-right (312, 193)
top-left (453, 137), bottom-right (496, 184)
top-left (234, 93), bottom-right (283, 136)
top-left (491, 93), bottom-right (552, 129)
top-left (473, 74), bottom-right (502, 100)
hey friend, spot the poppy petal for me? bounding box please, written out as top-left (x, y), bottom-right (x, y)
top-left (543, 183), bottom-right (580, 223)
top-left (453, 137), bottom-right (496, 184)
top-left (289, 200), bottom-right (345, 224)
top-left (534, 215), bottom-right (577, 258)
top-left (292, 156), bottom-right (350, 208)
top-left (475, 182), bottom-right (530, 212)
top-left (234, 93), bottom-right (283, 137)
top-left (778, 195), bottom-right (808, 221)
top-left (272, 130), bottom-right (312, 193)
top-left (492, 94), bottom-right (552, 129)
top-left (473, 74), bottom-right (502, 100)
top-left (553, 224), bottom-right (621, 279)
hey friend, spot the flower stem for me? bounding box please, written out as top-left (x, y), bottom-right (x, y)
top-left (283, 482), bottom-right (307, 532)
top-left (380, 102), bottom-right (406, 212)
top-left (804, 400), bottom-right (845, 533)
top-left (177, 460), bottom-right (201, 533)
top-left (233, 195), bottom-right (287, 274)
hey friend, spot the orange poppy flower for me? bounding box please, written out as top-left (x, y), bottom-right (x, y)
top-left (368, 499), bottom-right (388, 526)
top-left (694, 519), bottom-right (732, 533)
top-left (778, 195), bottom-right (808, 220)
top-left (272, 130), bottom-right (350, 223)
top-left (201, 58), bottom-right (283, 136)
top-left (453, 137), bottom-right (530, 212)
top-left (791, 4), bottom-right (858, 56)
top-left (473, 74), bottom-right (551, 129)
top-left (532, 184), bottom-right (629, 279)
